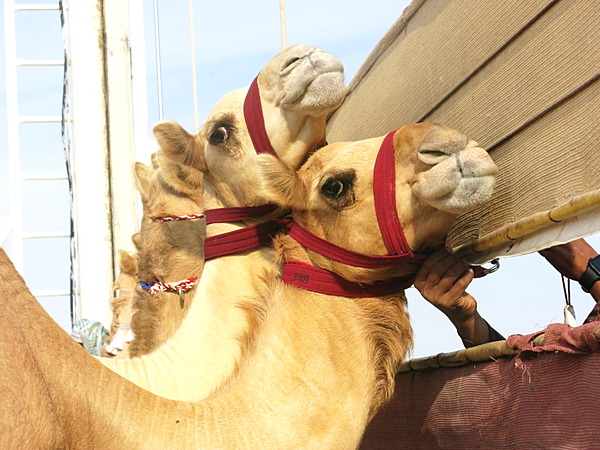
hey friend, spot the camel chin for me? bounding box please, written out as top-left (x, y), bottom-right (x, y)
top-left (276, 45), bottom-right (346, 115)
top-left (413, 138), bottom-right (498, 215)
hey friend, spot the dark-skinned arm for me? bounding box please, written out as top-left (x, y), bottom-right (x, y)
top-left (539, 238), bottom-right (600, 323)
top-left (414, 248), bottom-right (504, 347)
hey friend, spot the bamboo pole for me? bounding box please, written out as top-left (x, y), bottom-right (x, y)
top-left (398, 323), bottom-right (600, 373)
top-left (454, 189), bottom-right (600, 257)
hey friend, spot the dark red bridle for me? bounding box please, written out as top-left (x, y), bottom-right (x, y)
top-left (281, 130), bottom-right (427, 296)
top-left (203, 82), bottom-right (493, 293)
top-left (203, 75), bottom-right (286, 261)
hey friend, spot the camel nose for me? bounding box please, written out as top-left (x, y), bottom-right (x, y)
top-left (280, 45), bottom-right (315, 73)
top-left (454, 152), bottom-right (464, 175)
top-left (417, 148), bottom-right (452, 165)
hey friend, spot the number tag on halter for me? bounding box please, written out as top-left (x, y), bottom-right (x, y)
top-left (564, 304), bottom-right (577, 327)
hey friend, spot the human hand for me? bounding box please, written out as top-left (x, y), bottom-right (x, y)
top-left (539, 238), bottom-right (597, 281)
top-left (414, 247), bottom-right (477, 322)
top-left (414, 248), bottom-right (500, 346)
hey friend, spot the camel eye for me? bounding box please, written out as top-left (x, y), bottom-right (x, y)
top-left (321, 179), bottom-right (346, 199)
top-left (319, 171), bottom-right (355, 207)
top-left (210, 126), bottom-right (230, 145)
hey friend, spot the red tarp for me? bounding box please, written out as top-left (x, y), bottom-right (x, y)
top-left (360, 322), bottom-right (600, 449)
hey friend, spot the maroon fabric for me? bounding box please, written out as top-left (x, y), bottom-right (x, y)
top-left (281, 260), bottom-right (415, 298)
top-left (360, 323), bottom-right (600, 449)
top-left (373, 131), bottom-right (412, 256)
top-left (507, 322), bottom-right (600, 354)
top-left (204, 204), bottom-right (279, 225)
top-left (203, 219), bottom-right (289, 260)
top-left (243, 76), bottom-right (277, 157)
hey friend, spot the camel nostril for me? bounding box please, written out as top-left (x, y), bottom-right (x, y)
top-left (417, 149), bottom-right (450, 165)
top-left (454, 153), bottom-right (464, 175)
top-left (282, 56), bottom-right (302, 72)
top-left (420, 150), bottom-right (447, 159)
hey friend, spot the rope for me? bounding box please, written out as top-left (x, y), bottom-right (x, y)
top-left (141, 277), bottom-right (198, 294)
top-left (562, 275), bottom-right (571, 307)
top-left (188, 0), bottom-right (199, 131)
top-left (152, 213), bottom-right (205, 223)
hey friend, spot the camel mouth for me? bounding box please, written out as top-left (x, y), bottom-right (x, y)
top-left (280, 69), bottom-right (346, 114)
top-left (277, 51), bottom-right (345, 111)
top-left (413, 146), bottom-right (498, 214)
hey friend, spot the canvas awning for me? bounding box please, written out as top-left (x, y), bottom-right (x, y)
top-left (327, 0), bottom-right (600, 263)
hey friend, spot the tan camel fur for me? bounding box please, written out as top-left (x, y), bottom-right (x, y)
top-left (100, 44), bottom-right (347, 399)
top-left (0, 123), bottom-right (496, 449)
top-left (102, 249), bottom-right (138, 358)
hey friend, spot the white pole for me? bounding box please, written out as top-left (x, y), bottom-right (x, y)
top-left (153, 0), bottom-right (164, 121)
top-left (68, 0), bottom-right (114, 327)
top-left (189, 0), bottom-right (199, 132)
top-left (129, 0), bottom-right (154, 168)
top-left (279, 0), bottom-right (287, 51)
top-left (103, 0), bottom-right (139, 263)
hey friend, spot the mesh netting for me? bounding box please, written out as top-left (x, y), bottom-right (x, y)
top-left (360, 322), bottom-right (600, 449)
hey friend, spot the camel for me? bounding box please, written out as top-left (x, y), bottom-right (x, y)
top-left (0, 123), bottom-right (497, 449)
top-left (99, 44), bottom-right (347, 400)
top-left (125, 159), bottom-right (206, 357)
top-left (122, 44), bottom-right (346, 358)
top-left (103, 249), bottom-right (138, 358)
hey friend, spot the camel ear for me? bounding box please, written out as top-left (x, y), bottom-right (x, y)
top-left (257, 154), bottom-right (308, 209)
top-left (156, 151), bottom-right (204, 195)
top-left (117, 249), bottom-right (138, 275)
top-left (134, 162), bottom-right (154, 201)
top-left (150, 152), bottom-right (160, 170)
top-left (153, 121), bottom-right (207, 173)
top-left (131, 233), bottom-right (142, 251)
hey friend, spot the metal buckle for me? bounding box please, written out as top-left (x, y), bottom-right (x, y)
top-left (482, 259), bottom-right (500, 275)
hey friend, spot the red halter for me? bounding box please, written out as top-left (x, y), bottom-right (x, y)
top-left (242, 76), bottom-right (278, 157)
top-left (203, 75), bottom-right (284, 260)
top-left (280, 130), bottom-right (494, 296)
top-left (285, 130), bottom-right (427, 269)
top-left (281, 260), bottom-right (416, 298)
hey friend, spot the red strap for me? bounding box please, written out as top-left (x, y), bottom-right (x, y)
top-left (204, 218), bottom-right (289, 260)
top-left (243, 76), bottom-right (277, 157)
top-left (204, 204), bottom-right (279, 224)
top-left (281, 260), bottom-right (416, 298)
top-left (373, 130), bottom-right (413, 256)
top-left (286, 220), bottom-right (426, 268)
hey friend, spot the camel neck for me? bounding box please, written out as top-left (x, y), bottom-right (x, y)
top-left (99, 246), bottom-right (279, 402)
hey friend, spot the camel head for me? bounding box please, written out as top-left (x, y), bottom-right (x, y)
top-left (259, 122), bottom-right (498, 282)
top-left (156, 44), bottom-right (346, 210)
top-left (134, 156), bottom-right (204, 220)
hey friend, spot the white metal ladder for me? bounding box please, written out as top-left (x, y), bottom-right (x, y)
top-left (3, 1), bottom-right (72, 300)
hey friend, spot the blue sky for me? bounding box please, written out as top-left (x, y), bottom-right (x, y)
top-left (1, 0), bottom-right (599, 358)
